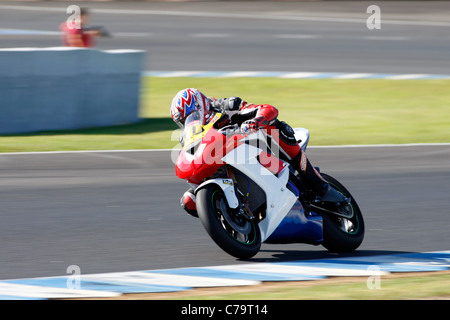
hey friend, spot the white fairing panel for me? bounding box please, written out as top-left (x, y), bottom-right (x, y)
top-left (196, 178), bottom-right (240, 209)
top-left (293, 128), bottom-right (310, 152)
top-left (222, 143), bottom-right (297, 242)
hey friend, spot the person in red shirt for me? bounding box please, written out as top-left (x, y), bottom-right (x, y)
top-left (60, 8), bottom-right (100, 48)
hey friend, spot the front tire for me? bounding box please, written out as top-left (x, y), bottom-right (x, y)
top-left (320, 173), bottom-right (365, 253)
top-left (196, 185), bottom-right (261, 259)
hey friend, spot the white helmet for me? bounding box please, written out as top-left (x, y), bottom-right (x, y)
top-left (170, 88), bottom-right (211, 128)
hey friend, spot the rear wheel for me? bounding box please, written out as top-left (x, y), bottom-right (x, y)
top-left (196, 185), bottom-right (261, 259)
top-left (320, 173), bottom-right (365, 252)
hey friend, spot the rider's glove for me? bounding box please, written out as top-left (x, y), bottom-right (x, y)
top-left (212, 97), bottom-right (242, 112)
top-left (241, 120), bottom-right (259, 134)
top-left (227, 97), bottom-right (242, 111)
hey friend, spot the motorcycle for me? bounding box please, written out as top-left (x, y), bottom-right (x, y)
top-left (175, 110), bottom-right (365, 259)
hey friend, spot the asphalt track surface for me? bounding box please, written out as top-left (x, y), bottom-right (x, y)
top-left (1, 1), bottom-right (450, 74)
top-left (0, 1), bottom-right (449, 282)
top-left (1, 145), bottom-right (449, 280)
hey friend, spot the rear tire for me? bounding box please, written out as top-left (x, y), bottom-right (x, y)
top-left (320, 173), bottom-right (365, 253)
top-left (196, 185), bottom-right (261, 259)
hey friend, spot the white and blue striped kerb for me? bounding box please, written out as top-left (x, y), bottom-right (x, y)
top-left (143, 71), bottom-right (450, 80)
top-left (0, 251), bottom-right (448, 300)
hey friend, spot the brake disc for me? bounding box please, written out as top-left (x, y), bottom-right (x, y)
top-left (218, 199), bottom-right (252, 234)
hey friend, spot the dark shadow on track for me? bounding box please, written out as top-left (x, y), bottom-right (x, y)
top-left (241, 249), bottom-right (415, 263)
top-left (0, 118), bottom-right (177, 137)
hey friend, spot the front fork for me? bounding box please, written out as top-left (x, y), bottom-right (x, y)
top-left (195, 169), bottom-right (255, 223)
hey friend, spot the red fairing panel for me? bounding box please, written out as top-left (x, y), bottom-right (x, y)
top-left (175, 128), bottom-right (245, 184)
top-left (258, 151), bottom-right (287, 175)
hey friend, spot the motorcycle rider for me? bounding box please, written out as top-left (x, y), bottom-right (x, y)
top-left (170, 88), bottom-right (344, 217)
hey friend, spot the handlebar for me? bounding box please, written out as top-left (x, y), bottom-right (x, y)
top-left (218, 124), bottom-right (241, 135)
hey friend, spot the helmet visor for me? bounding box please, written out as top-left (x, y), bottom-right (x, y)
top-left (175, 107), bottom-right (205, 129)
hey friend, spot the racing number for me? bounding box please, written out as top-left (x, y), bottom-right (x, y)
top-left (185, 125), bottom-right (204, 144)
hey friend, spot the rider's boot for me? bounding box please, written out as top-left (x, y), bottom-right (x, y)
top-left (268, 120), bottom-right (346, 204)
top-left (180, 188), bottom-right (198, 218)
top-left (291, 151), bottom-right (346, 203)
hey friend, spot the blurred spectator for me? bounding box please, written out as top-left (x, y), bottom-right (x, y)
top-left (60, 8), bottom-right (100, 48)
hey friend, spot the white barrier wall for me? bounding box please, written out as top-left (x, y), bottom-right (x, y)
top-left (0, 47), bottom-right (146, 134)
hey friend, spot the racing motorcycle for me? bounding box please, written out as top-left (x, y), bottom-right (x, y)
top-left (174, 110), bottom-right (365, 259)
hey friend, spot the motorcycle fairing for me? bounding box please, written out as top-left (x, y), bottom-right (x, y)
top-left (293, 127), bottom-right (310, 152)
top-left (176, 112), bottom-right (324, 244)
top-left (195, 178), bottom-right (240, 209)
top-left (175, 113), bottom-right (238, 184)
top-left (222, 141), bottom-right (298, 242)
top-left (265, 200), bottom-right (323, 244)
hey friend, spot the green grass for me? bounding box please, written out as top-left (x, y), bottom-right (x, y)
top-left (1, 77), bottom-right (450, 152)
top-left (171, 272), bottom-right (450, 300)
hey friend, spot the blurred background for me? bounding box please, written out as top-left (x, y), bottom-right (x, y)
top-left (2, 0), bottom-right (450, 73)
top-left (0, 1), bottom-right (449, 300)
top-left (1, 0), bottom-right (450, 146)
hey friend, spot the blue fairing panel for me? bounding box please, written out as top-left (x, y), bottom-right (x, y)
top-left (265, 200), bottom-right (323, 244)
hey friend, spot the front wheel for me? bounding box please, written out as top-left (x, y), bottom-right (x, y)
top-left (196, 185), bottom-right (261, 259)
top-left (320, 173), bottom-right (365, 253)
